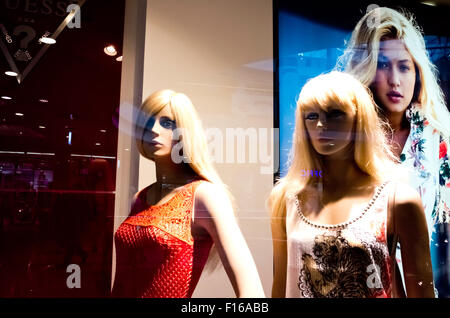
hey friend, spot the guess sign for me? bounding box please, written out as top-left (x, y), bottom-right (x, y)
top-left (3, 0), bottom-right (79, 17)
top-left (0, 0), bottom-right (84, 83)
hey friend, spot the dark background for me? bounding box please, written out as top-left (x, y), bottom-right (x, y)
top-left (0, 0), bottom-right (125, 297)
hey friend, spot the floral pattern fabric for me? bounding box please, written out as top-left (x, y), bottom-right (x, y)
top-left (402, 104), bottom-right (450, 227)
top-left (395, 104), bottom-right (449, 297)
top-left (297, 231), bottom-right (391, 298)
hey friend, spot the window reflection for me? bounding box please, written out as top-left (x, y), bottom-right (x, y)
top-left (0, 0), bottom-right (124, 297)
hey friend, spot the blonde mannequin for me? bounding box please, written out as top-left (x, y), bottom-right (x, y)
top-left (269, 71), bottom-right (434, 298)
top-left (112, 89), bottom-right (264, 298)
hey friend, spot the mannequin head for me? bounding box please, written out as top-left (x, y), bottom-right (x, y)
top-left (301, 76), bottom-right (357, 160)
top-left (294, 71), bottom-right (394, 180)
top-left (269, 71), bottom-right (397, 220)
top-left (135, 89), bottom-right (223, 185)
top-left (140, 103), bottom-right (178, 160)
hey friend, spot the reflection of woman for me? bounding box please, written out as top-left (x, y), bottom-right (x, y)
top-left (339, 7), bottom-right (450, 296)
top-left (270, 71), bottom-right (434, 298)
top-left (112, 89), bottom-right (264, 298)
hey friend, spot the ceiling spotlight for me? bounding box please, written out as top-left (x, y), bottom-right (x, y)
top-left (421, 1), bottom-right (436, 6)
top-left (38, 125), bottom-right (46, 129)
top-left (15, 112), bottom-right (24, 116)
top-left (100, 129), bottom-right (106, 133)
top-left (116, 56), bottom-right (122, 62)
top-left (40, 36), bottom-right (56, 44)
top-left (104, 45), bottom-right (117, 56)
top-left (95, 142), bottom-right (101, 146)
top-left (5, 71), bottom-right (18, 77)
top-left (1, 96), bottom-right (12, 100)
top-left (38, 99), bottom-right (48, 103)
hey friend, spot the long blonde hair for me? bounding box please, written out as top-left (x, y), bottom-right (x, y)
top-left (269, 71), bottom-right (398, 228)
top-left (337, 6), bottom-right (450, 136)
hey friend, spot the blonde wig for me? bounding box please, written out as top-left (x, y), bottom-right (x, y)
top-left (136, 89), bottom-right (224, 186)
top-left (337, 6), bottom-right (450, 136)
top-left (135, 89), bottom-right (230, 270)
top-left (269, 71), bottom-right (399, 227)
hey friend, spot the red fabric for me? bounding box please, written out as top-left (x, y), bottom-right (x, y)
top-left (439, 141), bottom-right (447, 160)
top-left (111, 180), bottom-right (213, 298)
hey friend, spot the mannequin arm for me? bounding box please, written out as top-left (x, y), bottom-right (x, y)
top-left (193, 182), bottom-right (265, 298)
top-left (394, 184), bottom-right (435, 297)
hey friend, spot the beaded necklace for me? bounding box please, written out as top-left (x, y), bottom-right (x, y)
top-left (294, 181), bottom-right (388, 234)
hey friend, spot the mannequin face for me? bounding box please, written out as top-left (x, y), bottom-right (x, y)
top-left (303, 105), bottom-right (355, 158)
top-left (142, 105), bottom-right (177, 160)
top-left (371, 39), bottom-right (416, 116)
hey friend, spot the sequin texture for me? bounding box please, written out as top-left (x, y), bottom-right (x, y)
top-left (111, 181), bottom-right (213, 298)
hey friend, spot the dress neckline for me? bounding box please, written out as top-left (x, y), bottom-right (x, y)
top-left (294, 181), bottom-right (388, 230)
top-left (144, 180), bottom-right (202, 211)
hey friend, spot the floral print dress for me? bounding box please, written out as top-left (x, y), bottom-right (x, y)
top-left (401, 103), bottom-right (450, 226)
top-left (397, 103), bottom-right (450, 297)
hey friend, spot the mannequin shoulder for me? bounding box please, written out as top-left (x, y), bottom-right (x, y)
top-left (194, 182), bottom-right (233, 217)
top-left (195, 181), bottom-right (225, 197)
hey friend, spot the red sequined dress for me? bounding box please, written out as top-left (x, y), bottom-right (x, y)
top-left (111, 180), bottom-right (213, 298)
